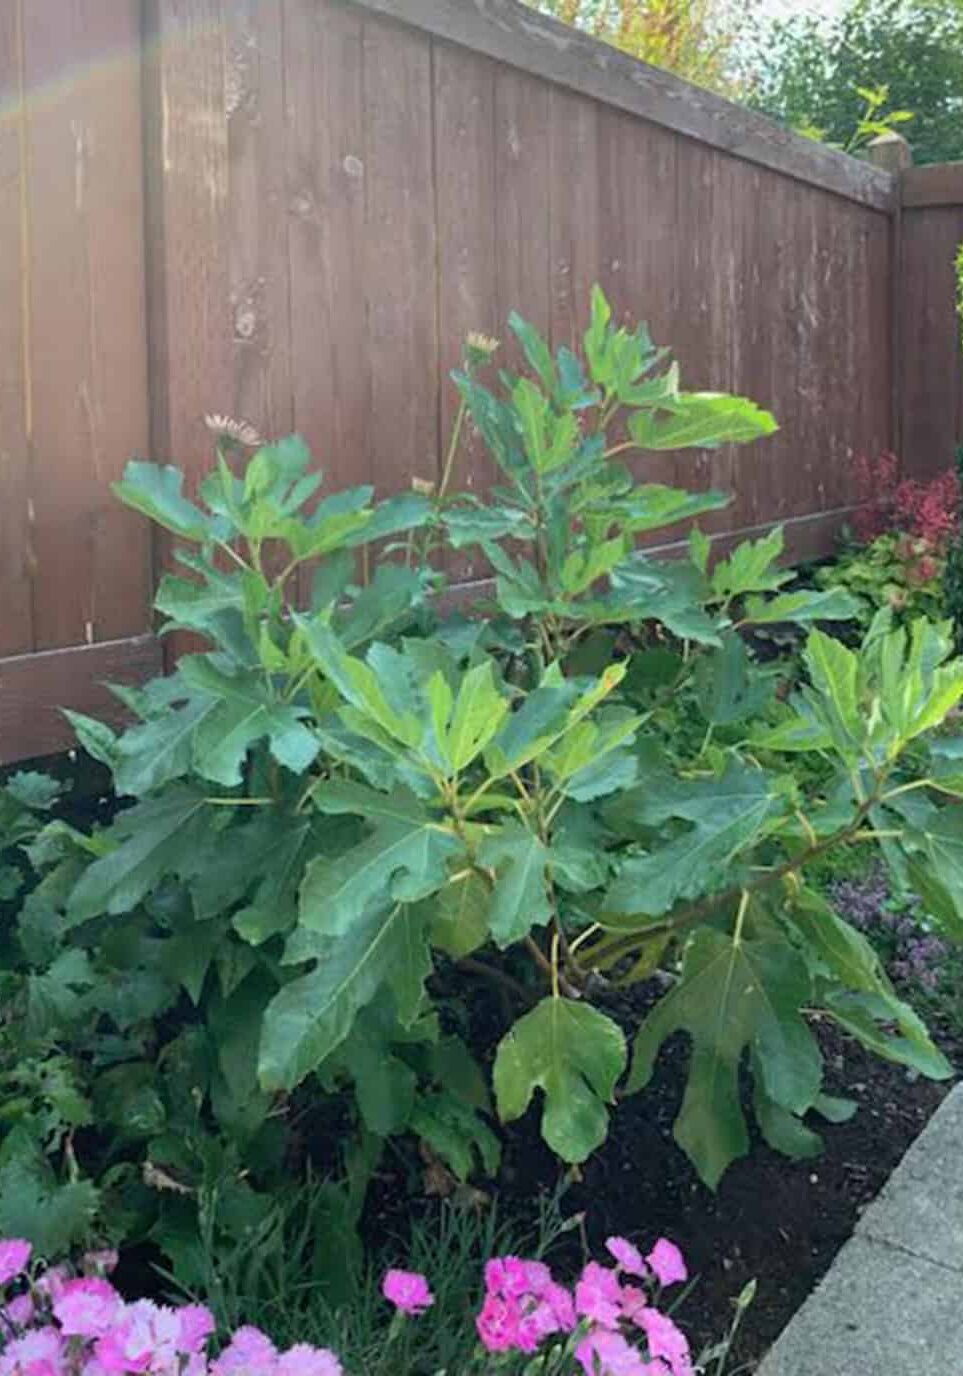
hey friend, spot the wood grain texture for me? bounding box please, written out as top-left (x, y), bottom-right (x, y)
top-left (547, 85), bottom-right (601, 353)
top-left (225, 0), bottom-right (293, 442)
top-left (285, 0), bottom-right (368, 499)
top-left (0, 635), bottom-right (162, 765)
top-left (494, 67), bottom-right (550, 365)
top-left (353, 0), bottom-right (896, 211)
top-left (902, 163), bottom-right (963, 209)
top-left (143, 0), bottom-right (232, 488)
top-left (21, 0), bottom-right (150, 650)
top-left (0, 1), bottom-right (32, 653)
top-left (899, 206), bottom-right (963, 478)
top-left (433, 40), bottom-right (497, 580)
top-left (362, 14), bottom-right (437, 497)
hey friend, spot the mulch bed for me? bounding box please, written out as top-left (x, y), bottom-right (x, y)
top-left (365, 982), bottom-right (959, 1373)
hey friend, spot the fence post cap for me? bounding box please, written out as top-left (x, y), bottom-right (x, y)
top-left (866, 131), bottom-right (913, 173)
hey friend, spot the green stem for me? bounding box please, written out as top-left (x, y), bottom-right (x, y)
top-left (583, 796), bottom-right (878, 971)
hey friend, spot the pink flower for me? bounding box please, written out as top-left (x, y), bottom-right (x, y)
top-left (484, 1256), bottom-right (539, 1300)
top-left (177, 1304), bottom-right (216, 1354)
top-left (34, 1268), bottom-right (68, 1304)
top-left (276, 1345), bottom-right (342, 1376)
top-left (542, 1281), bottom-right (576, 1332)
top-left (576, 1328), bottom-right (648, 1376)
top-left (645, 1240), bottom-right (687, 1289)
top-left (53, 1277), bottom-right (122, 1338)
top-left (637, 1308), bottom-right (693, 1376)
top-left (94, 1300), bottom-right (184, 1373)
top-left (476, 1294), bottom-right (521, 1353)
top-left (0, 1325), bottom-right (63, 1376)
top-left (381, 1269), bottom-right (433, 1315)
top-left (0, 1241), bottom-right (32, 1287)
top-left (620, 1285), bottom-right (649, 1324)
top-left (521, 1260), bottom-right (553, 1295)
top-left (606, 1237), bottom-right (647, 1278)
top-left (2, 1293), bottom-right (35, 1328)
top-left (575, 1262), bottom-right (623, 1329)
top-left (210, 1326), bottom-right (278, 1374)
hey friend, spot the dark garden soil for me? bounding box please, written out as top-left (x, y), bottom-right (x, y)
top-left (364, 982), bottom-right (960, 1373)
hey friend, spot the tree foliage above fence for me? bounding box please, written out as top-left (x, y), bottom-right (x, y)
top-left (752, 0), bottom-right (963, 165)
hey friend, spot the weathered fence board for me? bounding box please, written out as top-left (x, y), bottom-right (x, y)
top-left (0, 1), bottom-right (32, 656)
top-left (898, 165), bottom-right (963, 478)
top-left (0, 0), bottom-right (151, 757)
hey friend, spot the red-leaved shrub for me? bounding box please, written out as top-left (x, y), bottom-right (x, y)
top-left (853, 451), bottom-right (960, 548)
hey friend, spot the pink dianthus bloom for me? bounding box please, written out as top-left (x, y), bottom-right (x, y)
top-left (0, 1324), bottom-right (64, 1376)
top-left (0, 1241), bottom-right (32, 1288)
top-left (576, 1328), bottom-right (649, 1376)
top-left (53, 1277), bottom-right (122, 1338)
top-left (33, 1268), bottom-right (68, 1305)
top-left (2, 1293), bottom-right (35, 1329)
top-left (620, 1285), bottom-right (649, 1325)
top-left (476, 1293), bottom-right (521, 1353)
top-left (177, 1304), bottom-right (216, 1354)
top-left (542, 1281), bottom-right (576, 1332)
top-left (605, 1237), bottom-right (647, 1278)
top-left (381, 1269), bottom-right (433, 1315)
top-left (637, 1308), bottom-right (693, 1376)
top-left (210, 1325), bottom-right (278, 1375)
top-left (645, 1240), bottom-right (687, 1289)
top-left (484, 1256), bottom-right (546, 1300)
top-left (276, 1344), bottom-right (342, 1376)
top-left (575, 1262), bottom-right (623, 1329)
top-left (95, 1299), bottom-right (184, 1373)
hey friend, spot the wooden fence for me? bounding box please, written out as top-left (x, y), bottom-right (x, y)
top-left (0, 0), bottom-right (960, 763)
top-left (899, 163), bottom-right (963, 477)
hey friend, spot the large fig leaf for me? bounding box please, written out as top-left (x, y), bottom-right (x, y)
top-left (626, 929), bottom-right (821, 1187)
top-left (603, 761), bottom-right (785, 919)
top-left (628, 393), bottom-right (777, 452)
top-left (259, 903), bottom-right (431, 1091)
top-left (493, 998), bottom-right (626, 1163)
top-left (478, 823), bottom-right (551, 947)
top-left (302, 783), bottom-right (462, 936)
top-left (113, 461), bottom-right (227, 543)
top-left (68, 786), bottom-right (216, 921)
top-left (179, 658), bottom-right (319, 787)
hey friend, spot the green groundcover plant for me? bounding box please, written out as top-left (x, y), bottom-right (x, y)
top-left (4, 288), bottom-right (963, 1271)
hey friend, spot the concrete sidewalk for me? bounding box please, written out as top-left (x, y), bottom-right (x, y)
top-left (757, 1083), bottom-right (963, 1375)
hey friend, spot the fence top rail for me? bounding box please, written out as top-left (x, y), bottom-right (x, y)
top-left (902, 162), bottom-right (963, 209)
top-left (351, 0), bottom-right (897, 213)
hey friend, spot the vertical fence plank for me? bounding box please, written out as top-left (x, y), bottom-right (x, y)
top-left (285, 0), bottom-right (368, 502)
top-left (548, 86), bottom-right (600, 354)
top-left (598, 108), bottom-right (679, 492)
top-left (22, 0), bottom-right (150, 650)
top-left (284, 0), bottom-right (369, 606)
top-left (225, 0), bottom-right (292, 442)
top-left (0, 0), bottom-right (32, 653)
top-left (493, 68), bottom-right (550, 367)
top-left (433, 40), bottom-right (497, 580)
top-left (144, 0), bottom-right (232, 490)
top-left (362, 15), bottom-right (437, 497)
top-left (900, 207), bottom-right (963, 480)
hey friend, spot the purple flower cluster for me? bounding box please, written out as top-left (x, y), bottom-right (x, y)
top-left (829, 868), bottom-right (949, 992)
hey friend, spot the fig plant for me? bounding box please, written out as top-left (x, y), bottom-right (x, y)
top-left (13, 288), bottom-right (963, 1237)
